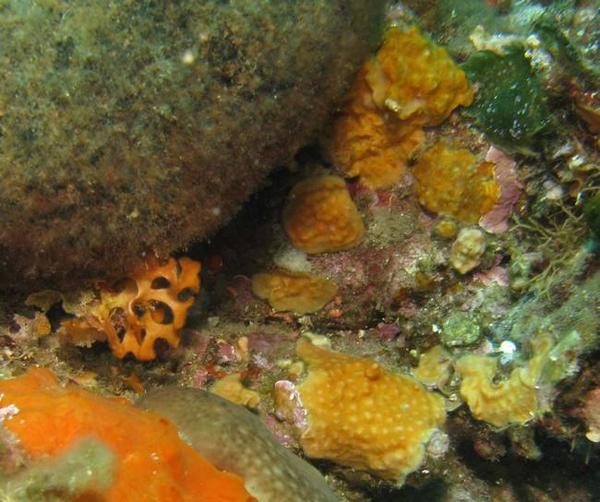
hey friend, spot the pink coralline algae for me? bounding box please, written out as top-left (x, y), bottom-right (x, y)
top-left (216, 340), bottom-right (239, 364)
top-left (473, 257), bottom-right (510, 287)
top-left (479, 147), bottom-right (522, 234)
top-left (273, 380), bottom-right (309, 434)
top-left (376, 322), bottom-right (402, 342)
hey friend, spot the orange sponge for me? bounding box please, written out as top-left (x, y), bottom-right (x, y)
top-left (0, 368), bottom-right (252, 501)
top-left (283, 175), bottom-right (365, 254)
top-left (61, 257), bottom-right (201, 360)
top-left (413, 142), bottom-right (500, 224)
top-left (251, 270), bottom-right (337, 314)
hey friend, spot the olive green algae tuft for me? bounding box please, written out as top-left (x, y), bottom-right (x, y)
top-left (0, 0), bottom-right (386, 289)
top-left (584, 192), bottom-right (600, 241)
top-left (462, 48), bottom-right (553, 155)
top-left (0, 438), bottom-right (115, 502)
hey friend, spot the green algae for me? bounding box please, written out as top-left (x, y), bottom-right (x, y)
top-left (584, 191), bottom-right (600, 240)
top-left (533, 14), bottom-right (600, 89)
top-left (462, 48), bottom-right (553, 155)
top-left (0, 438), bottom-right (115, 502)
top-left (441, 311), bottom-right (481, 347)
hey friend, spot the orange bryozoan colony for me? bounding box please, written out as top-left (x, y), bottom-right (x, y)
top-left (296, 339), bottom-right (446, 483)
top-left (251, 270), bottom-right (338, 314)
top-left (283, 175), bottom-right (365, 254)
top-left (0, 368), bottom-right (251, 501)
top-left (61, 257), bottom-right (201, 361)
top-left (413, 142), bottom-right (500, 224)
top-left (328, 26), bottom-right (474, 189)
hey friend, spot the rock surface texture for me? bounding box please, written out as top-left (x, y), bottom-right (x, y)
top-left (137, 387), bottom-right (340, 502)
top-left (0, 0), bottom-right (385, 288)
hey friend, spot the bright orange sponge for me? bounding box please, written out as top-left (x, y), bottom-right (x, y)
top-left (0, 368), bottom-right (252, 502)
top-left (61, 257), bottom-right (201, 361)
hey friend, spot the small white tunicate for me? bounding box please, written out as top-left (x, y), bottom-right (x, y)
top-left (499, 340), bottom-right (517, 364)
top-left (181, 49), bottom-right (195, 65)
top-left (499, 340), bottom-right (516, 354)
top-left (525, 34), bottom-right (542, 48)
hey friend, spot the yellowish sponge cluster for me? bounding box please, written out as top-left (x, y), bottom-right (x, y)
top-left (328, 87), bottom-right (425, 189)
top-left (251, 270), bottom-right (338, 314)
top-left (283, 175), bottom-right (365, 254)
top-left (296, 339), bottom-right (446, 483)
top-left (413, 345), bottom-right (452, 388)
top-left (455, 333), bottom-right (554, 428)
top-left (365, 26), bottom-right (474, 127)
top-left (328, 27), bottom-right (474, 189)
top-left (413, 142), bottom-right (500, 224)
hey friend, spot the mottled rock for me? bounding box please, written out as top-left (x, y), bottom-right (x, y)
top-left (137, 387), bottom-right (339, 502)
top-left (0, 0), bottom-right (386, 289)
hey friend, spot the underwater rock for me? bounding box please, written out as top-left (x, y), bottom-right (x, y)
top-left (137, 387), bottom-right (339, 502)
top-left (441, 312), bottom-right (482, 347)
top-left (0, 0), bottom-right (386, 289)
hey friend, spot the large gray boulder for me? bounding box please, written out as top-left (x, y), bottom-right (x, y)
top-left (0, 0), bottom-right (386, 289)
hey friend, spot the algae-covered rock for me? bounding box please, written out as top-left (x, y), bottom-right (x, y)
top-left (441, 311), bottom-right (481, 347)
top-left (0, 0), bottom-right (386, 289)
top-left (462, 48), bottom-right (553, 154)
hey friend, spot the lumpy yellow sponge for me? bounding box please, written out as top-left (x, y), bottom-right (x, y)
top-left (413, 142), bottom-right (500, 224)
top-left (328, 77), bottom-right (425, 190)
top-left (365, 26), bottom-right (474, 126)
top-left (283, 175), bottom-right (365, 254)
top-left (327, 26), bottom-right (473, 190)
top-left (252, 270), bottom-right (337, 314)
top-left (455, 333), bottom-right (554, 428)
top-left (296, 339), bottom-right (446, 483)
